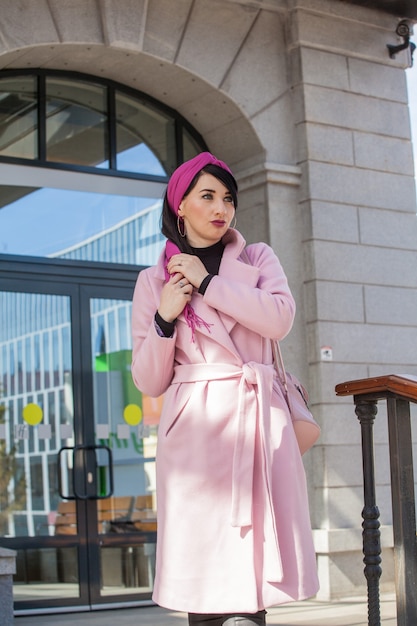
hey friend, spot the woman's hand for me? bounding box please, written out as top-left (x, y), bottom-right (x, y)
top-left (157, 273), bottom-right (193, 323)
top-left (167, 253), bottom-right (208, 289)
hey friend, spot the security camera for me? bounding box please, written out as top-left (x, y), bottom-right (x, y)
top-left (387, 19), bottom-right (415, 64)
top-left (395, 20), bottom-right (412, 39)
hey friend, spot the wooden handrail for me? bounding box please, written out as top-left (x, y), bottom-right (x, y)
top-left (335, 374), bottom-right (417, 402)
top-left (335, 373), bottom-right (417, 626)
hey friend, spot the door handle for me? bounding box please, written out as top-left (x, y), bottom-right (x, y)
top-left (57, 444), bottom-right (114, 500)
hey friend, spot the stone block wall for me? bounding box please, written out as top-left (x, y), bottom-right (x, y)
top-left (287, 0), bottom-right (417, 599)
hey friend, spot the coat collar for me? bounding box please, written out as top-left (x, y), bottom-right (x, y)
top-left (154, 229), bottom-right (259, 283)
top-left (219, 229), bottom-right (259, 285)
top-left (154, 230), bottom-right (260, 350)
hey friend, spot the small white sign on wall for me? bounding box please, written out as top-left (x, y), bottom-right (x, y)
top-left (321, 346), bottom-right (333, 361)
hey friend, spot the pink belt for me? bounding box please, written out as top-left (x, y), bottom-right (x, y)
top-left (171, 362), bottom-right (283, 582)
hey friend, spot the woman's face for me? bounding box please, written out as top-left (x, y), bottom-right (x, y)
top-left (178, 173), bottom-right (236, 248)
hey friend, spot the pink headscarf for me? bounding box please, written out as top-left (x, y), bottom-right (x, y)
top-left (166, 151), bottom-right (233, 217)
top-left (164, 152), bottom-right (235, 340)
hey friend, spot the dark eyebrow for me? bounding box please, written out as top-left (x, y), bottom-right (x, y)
top-left (199, 187), bottom-right (231, 195)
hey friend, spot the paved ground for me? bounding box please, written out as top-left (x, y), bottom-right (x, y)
top-left (15, 594), bottom-right (397, 625)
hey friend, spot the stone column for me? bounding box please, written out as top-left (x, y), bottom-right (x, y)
top-left (0, 547), bottom-right (16, 625)
top-left (287, 0), bottom-right (417, 600)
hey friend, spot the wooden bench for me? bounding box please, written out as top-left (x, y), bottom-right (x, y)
top-left (131, 495), bottom-right (157, 532)
top-left (54, 495), bottom-right (157, 534)
top-left (54, 501), bottom-right (77, 535)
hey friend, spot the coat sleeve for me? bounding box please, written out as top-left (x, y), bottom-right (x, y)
top-left (131, 269), bottom-right (177, 398)
top-left (203, 243), bottom-right (295, 340)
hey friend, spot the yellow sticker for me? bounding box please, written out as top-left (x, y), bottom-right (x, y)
top-left (22, 403), bottom-right (43, 426)
top-left (123, 404), bottom-right (142, 426)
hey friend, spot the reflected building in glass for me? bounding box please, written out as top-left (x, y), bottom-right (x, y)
top-left (0, 201), bottom-right (164, 538)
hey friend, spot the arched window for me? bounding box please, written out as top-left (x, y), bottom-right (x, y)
top-left (0, 70), bottom-right (206, 264)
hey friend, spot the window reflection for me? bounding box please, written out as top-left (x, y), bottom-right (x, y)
top-left (46, 78), bottom-right (108, 167)
top-left (0, 185), bottom-right (165, 264)
top-left (0, 292), bottom-right (72, 538)
top-left (115, 93), bottom-right (174, 175)
top-left (13, 547), bottom-right (80, 601)
top-left (0, 76), bottom-right (37, 159)
top-left (0, 71), bottom-right (206, 177)
top-left (183, 125), bottom-right (206, 162)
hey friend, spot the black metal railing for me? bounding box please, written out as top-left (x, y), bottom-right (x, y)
top-left (335, 374), bottom-right (417, 626)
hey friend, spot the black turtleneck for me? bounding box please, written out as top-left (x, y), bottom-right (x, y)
top-left (154, 240), bottom-right (225, 337)
top-left (190, 239), bottom-right (224, 276)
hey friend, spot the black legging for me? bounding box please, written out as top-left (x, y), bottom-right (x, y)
top-left (188, 610), bottom-right (266, 625)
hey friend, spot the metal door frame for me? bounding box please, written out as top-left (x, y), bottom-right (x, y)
top-left (0, 254), bottom-right (155, 614)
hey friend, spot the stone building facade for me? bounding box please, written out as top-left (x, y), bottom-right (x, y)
top-left (1, 0), bottom-right (416, 602)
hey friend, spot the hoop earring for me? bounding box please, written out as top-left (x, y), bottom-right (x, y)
top-left (177, 215), bottom-right (186, 238)
top-left (231, 215), bottom-right (237, 229)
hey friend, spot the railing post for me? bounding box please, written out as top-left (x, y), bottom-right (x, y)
top-left (355, 398), bottom-right (381, 626)
top-left (336, 375), bottom-right (417, 626)
top-left (386, 397), bottom-right (417, 626)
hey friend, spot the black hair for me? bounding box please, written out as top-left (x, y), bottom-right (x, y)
top-left (161, 163), bottom-right (238, 252)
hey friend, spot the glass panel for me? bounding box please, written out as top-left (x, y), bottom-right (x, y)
top-left (91, 297), bottom-right (159, 594)
top-left (0, 291), bottom-right (74, 538)
top-left (115, 91), bottom-right (176, 175)
top-left (0, 76), bottom-right (37, 159)
top-left (46, 78), bottom-right (108, 167)
top-left (100, 545), bottom-right (154, 595)
top-left (13, 547), bottom-right (79, 601)
top-left (182, 126), bottom-right (204, 163)
top-left (0, 185), bottom-right (165, 265)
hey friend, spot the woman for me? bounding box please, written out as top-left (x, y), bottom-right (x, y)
top-left (131, 152), bottom-right (319, 625)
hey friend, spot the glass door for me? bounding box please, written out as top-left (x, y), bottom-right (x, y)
top-left (0, 260), bottom-right (158, 614)
top-left (85, 288), bottom-right (158, 605)
top-left (0, 284), bottom-right (90, 608)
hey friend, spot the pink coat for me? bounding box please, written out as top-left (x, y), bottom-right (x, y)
top-left (131, 229), bottom-right (319, 613)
